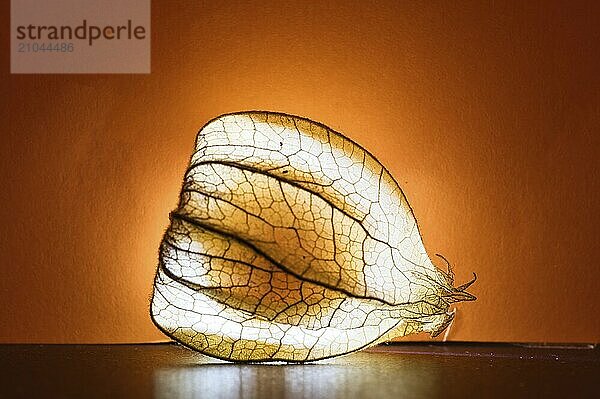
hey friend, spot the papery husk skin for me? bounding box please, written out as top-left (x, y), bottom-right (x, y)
top-left (151, 111), bottom-right (476, 362)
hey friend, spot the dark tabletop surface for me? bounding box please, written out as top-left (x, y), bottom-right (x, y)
top-left (0, 342), bottom-right (598, 398)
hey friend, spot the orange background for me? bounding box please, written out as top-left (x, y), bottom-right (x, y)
top-left (2, 1), bottom-right (599, 344)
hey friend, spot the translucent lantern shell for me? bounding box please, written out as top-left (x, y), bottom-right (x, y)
top-left (150, 111), bottom-right (475, 362)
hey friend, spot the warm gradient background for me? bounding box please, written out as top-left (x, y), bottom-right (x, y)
top-left (2, 1), bottom-right (599, 344)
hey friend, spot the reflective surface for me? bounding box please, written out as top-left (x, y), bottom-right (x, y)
top-left (0, 343), bottom-right (598, 398)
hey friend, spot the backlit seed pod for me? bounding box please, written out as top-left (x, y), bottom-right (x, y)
top-left (150, 111), bottom-right (476, 362)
